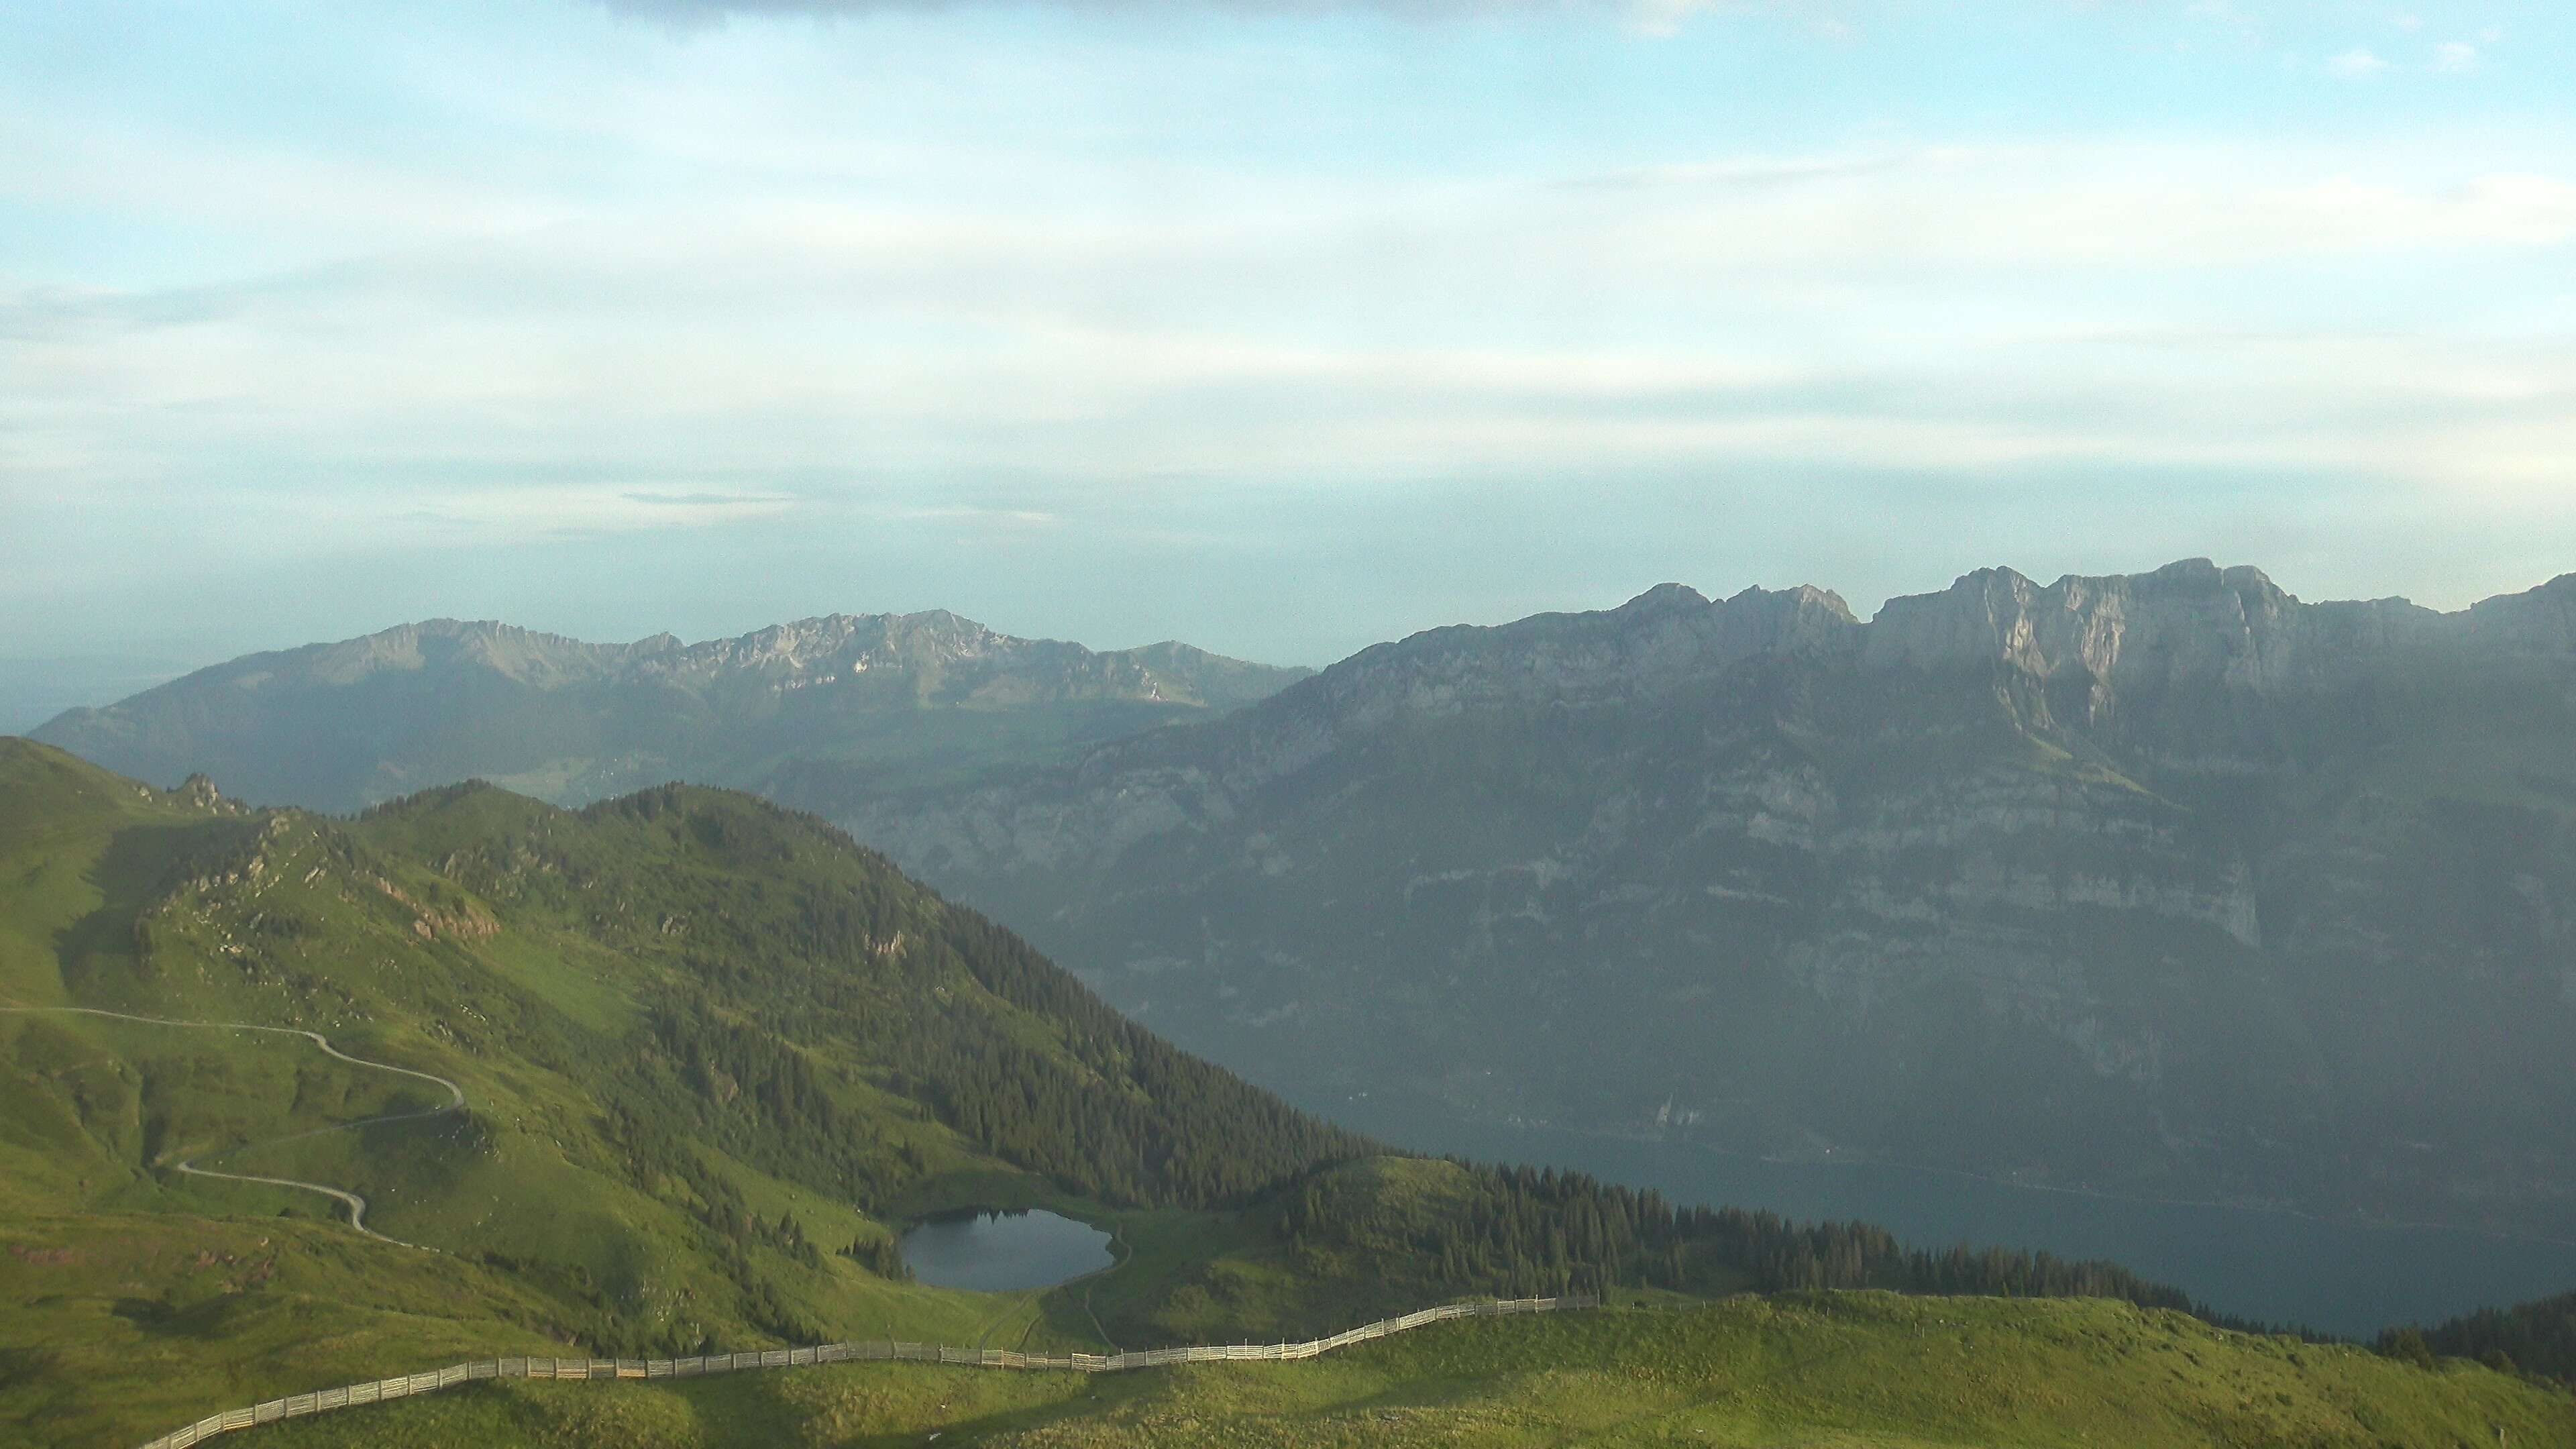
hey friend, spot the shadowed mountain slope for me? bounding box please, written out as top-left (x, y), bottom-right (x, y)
top-left (830, 560), bottom-right (2576, 1236)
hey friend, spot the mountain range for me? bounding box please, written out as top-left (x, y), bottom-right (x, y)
top-left (29, 612), bottom-right (1309, 814)
top-left (824, 559), bottom-right (2576, 1236)
top-left (25, 561), bottom-right (2576, 1240)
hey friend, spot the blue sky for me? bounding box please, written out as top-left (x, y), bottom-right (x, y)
top-left (3, 0), bottom-right (2573, 696)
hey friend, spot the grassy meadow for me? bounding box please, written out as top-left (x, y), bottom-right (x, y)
top-left (245, 1295), bottom-right (2576, 1449)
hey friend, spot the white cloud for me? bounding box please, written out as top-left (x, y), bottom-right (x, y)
top-left (0, 99), bottom-right (571, 256)
top-left (1623, 0), bottom-right (1706, 38)
top-left (8, 0), bottom-right (2576, 663)
top-left (2434, 41), bottom-right (2479, 72)
top-left (1603, 150), bottom-right (2576, 268)
top-left (7, 8), bottom-right (2575, 594)
top-left (2182, 0), bottom-right (2262, 45)
top-left (877, 504), bottom-right (1065, 527)
top-left (2328, 48), bottom-right (2390, 78)
top-left (396, 486), bottom-right (801, 538)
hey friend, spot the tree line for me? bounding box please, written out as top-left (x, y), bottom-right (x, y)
top-left (588, 785), bottom-right (1378, 1214)
top-left (1282, 1159), bottom-right (2206, 1313)
top-left (2384, 1290), bottom-right (2576, 1390)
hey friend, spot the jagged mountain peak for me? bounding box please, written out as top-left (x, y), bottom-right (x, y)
top-left (1867, 559), bottom-right (2321, 682)
top-left (1275, 561), bottom-right (2402, 741)
top-left (1211, 579), bottom-right (1864, 750)
top-left (2118, 556), bottom-right (2276, 592)
top-left (1731, 582), bottom-right (1859, 619)
top-left (1616, 582), bottom-right (1712, 613)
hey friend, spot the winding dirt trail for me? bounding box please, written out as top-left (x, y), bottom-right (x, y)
top-left (0, 1004), bottom-right (466, 1250)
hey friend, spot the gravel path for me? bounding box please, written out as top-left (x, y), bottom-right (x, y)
top-left (0, 1004), bottom-right (466, 1250)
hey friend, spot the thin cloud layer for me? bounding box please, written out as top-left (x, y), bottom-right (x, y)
top-left (606, 0), bottom-right (1707, 14)
top-left (600, 0), bottom-right (1835, 40)
top-left (3, 0), bottom-right (2574, 665)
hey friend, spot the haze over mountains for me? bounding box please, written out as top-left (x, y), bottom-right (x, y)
top-left (30, 612), bottom-right (1309, 815)
top-left (830, 559), bottom-right (2576, 1237)
top-left (27, 560), bottom-right (2576, 1242)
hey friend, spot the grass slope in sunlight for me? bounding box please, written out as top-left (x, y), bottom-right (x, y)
top-left (250, 1295), bottom-right (2576, 1449)
top-left (0, 739), bottom-right (1361, 1448)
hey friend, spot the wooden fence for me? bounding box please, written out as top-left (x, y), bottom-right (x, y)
top-left (136, 1294), bottom-right (1599, 1449)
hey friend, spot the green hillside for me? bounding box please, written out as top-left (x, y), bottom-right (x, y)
top-left (248, 1296), bottom-right (2576, 1449)
top-left (0, 738), bottom-right (1376, 1446)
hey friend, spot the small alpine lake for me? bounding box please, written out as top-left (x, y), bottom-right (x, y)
top-left (899, 1208), bottom-right (1114, 1293)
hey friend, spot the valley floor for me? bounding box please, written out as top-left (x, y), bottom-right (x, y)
top-left (233, 1294), bottom-right (2571, 1449)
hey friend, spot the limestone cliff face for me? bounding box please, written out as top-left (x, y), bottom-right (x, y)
top-left (843, 562), bottom-right (2576, 1234)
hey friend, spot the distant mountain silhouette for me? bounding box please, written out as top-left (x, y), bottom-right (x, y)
top-left (32, 612), bottom-right (1309, 812)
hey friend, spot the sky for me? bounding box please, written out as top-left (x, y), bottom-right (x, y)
top-left (3, 0), bottom-right (2573, 714)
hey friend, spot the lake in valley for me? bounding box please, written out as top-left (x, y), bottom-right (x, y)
top-left (899, 1208), bottom-right (1114, 1293)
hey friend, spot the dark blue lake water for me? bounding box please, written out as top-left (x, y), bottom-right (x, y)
top-left (1297, 1093), bottom-right (2576, 1340)
top-left (900, 1208), bottom-right (1114, 1293)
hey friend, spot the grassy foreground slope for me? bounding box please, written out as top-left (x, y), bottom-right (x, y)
top-left (0, 737), bottom-right (1373, 1447)
top-left (255, 1295), bottom-right (2576, 1449)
